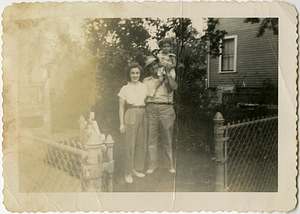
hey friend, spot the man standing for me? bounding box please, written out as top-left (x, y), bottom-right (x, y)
top-left (143, 56), bottom-right (178, 174)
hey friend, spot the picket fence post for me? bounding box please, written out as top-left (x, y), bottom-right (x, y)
top-left (79, 116), bottom-right (87, 145)
top-left (83, 126), bottom-right (105, 192)
top-left (213, 112), bottom-right (227, 191)
top-left (80, 113), bottom-right (115, 192)
top-left (105, 135), bottom-right (115, 192)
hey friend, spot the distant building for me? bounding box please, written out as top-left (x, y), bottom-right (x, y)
top-left (18, 65), bottom-right (51, 133)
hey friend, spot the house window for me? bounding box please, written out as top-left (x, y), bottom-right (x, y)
top-left (219, 35), bottom-right (237, 73)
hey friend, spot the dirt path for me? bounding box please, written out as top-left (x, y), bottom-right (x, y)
top-left (112, 133), bottom-right (215, 192)
top-left (19, 128), bottom-right (216, 193)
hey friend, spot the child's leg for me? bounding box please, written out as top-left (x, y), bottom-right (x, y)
top-left (164, 78), bottom-right (172, 94)
top-left (165, 67), bottom-right (171, 74)
top-left (149, 76), bottom-right (164, 97)
top-left (158, 76), bottom-right (164, 84)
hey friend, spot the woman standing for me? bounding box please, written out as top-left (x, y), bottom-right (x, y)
top-left (118, 63), bottom-right (148, 183)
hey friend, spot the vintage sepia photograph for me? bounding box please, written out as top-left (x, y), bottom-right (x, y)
top-left (1, 1), bottom-right (297, 212)
top-left (16, 17), bottom-right (278, 193)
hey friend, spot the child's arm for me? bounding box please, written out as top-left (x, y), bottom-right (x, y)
top-left (165, 73), bottom-right (178, 91)
top-left (169, 56), bottom-right (177, 69)
top-left (165, 56), bottom-right (178, 91)
top-left (165, 56), bottom-right (177, 74)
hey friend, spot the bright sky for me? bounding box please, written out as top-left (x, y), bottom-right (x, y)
top-left (147, 18), bottom-right (206, 51)
top-left (48, 17), bottom-right (207, 51)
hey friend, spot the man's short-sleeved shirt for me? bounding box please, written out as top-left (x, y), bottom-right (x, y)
top-left (143, 75), bottom-right (175, 103)
top-left (118, 82), bottom-right (147, 106)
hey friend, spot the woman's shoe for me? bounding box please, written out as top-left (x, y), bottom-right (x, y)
top-left (125, 174), bottom-right (133, 183)
top-left (133, 170), bottom-right (145, 178)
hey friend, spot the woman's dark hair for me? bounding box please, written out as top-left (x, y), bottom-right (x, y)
top-left (125, 62), bottom-right (144, 82)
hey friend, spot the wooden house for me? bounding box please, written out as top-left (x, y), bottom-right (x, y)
top-left (206, 18), bottom-right (278, 104)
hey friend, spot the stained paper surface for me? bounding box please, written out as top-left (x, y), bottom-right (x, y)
top-left (1, 1), bottom-right (298, 212)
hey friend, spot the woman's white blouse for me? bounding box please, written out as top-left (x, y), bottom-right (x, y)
top-left (118, 82), bottom-right (147, 106)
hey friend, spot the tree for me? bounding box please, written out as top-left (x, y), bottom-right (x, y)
top-left (49, 27), bottom-right (98, 130)
top-left (148, 18), bottom-right (199, 64)
top-left (147, 18), bottom-right (204, 107)
top-left (146, 18), bottom-right (227, 109)
top-left (84, 18), bottom-right (228, 125)
top-left (244, 18), bottom-right (278, 37)
top-left (84, 18), bottom-right (152, 131)
top-left (200, 18), bottom-right (227, 58)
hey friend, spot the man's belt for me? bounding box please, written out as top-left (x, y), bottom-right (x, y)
top-left (146, 102), bottom-right (173, 105)
top-left (126, 104), bottom-right (145, 108)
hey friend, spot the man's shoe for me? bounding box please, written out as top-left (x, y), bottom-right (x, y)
top-left (146, 169), bottom-right (154, 174)
top-left (125, 174), bottom-right (133, 183)
top-left (169, 168), bottom-right (176, 173)
top-left (133, 170), bottom-right (145, 178)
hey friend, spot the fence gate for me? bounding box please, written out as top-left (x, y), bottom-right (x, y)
top-left (19, 112), bottom-right (115, 192)
top-left (213, 112), bottom-right (278, 192)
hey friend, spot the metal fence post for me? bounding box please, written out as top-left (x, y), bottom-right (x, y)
top-left (105, 135), bottom-right (115, 192)
top-left (213, 112), bottom-right (227, 191)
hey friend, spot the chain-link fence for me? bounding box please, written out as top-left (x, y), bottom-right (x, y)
top-left (19, 113), bottom-right (115, 193)
top-left (225, 115), bottom-right (278, 192)
top-left (19, 132), bottom-right (84, 192)
top-left (213, 113), bottom-right (278, 192)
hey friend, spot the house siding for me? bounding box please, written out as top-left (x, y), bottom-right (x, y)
top-left (208, 18), bottom-right (278, 88)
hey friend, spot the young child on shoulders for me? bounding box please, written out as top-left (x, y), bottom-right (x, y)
top-left (148, 38), bottom-right (177, 97)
